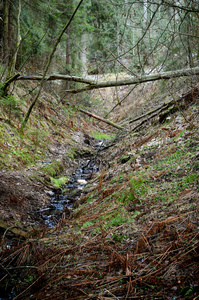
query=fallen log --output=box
[65,66,199,93]
[0,219,28,238]
[102,86,199,149]
[5,67,199,95]
[16,74,96,85]
[79,108,124,130]
[128,86,199,125]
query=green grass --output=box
[82,221,95,228]
[108,216,129,227]
[90,131,116,140]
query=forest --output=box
[0,0,199,299]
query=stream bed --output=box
[0,139,111,299]
[39,156,100,228]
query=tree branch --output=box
[161,0,199,13]
[79,108,124,130]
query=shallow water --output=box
[40,157,99,227]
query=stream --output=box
[38,136,113,228]
[39,156,100,228]
[0,139,110,299]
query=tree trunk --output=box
[0,1,3,57]
[65,66,199,93]
[80,33,88,76]
[21,0,85,131]
[2,0,15,66]
[79,108,124,130]
[65,25,71,92]
[5,66,199,96]
[3,0,21,96]
[2,0,10,65]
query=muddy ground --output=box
[0,169,51,228]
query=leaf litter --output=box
[0,87,199,299]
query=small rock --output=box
[46,190,54,196]
[77,179,87,185]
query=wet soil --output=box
[0,169,51,228]
[0,132,107,232]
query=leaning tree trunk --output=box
[21,0,85,131]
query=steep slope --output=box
[0,81,198,299]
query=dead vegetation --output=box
[0,80,199,299]
[0,208,198,299]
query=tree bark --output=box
[2,72,20,96]
[14,66,199,87]
[65,66,199,93]
[3,0,21,96]
[2,0,10,65]
[16,74,96,84]
[65,26,71,92]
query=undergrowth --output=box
[0,84,80,170]
[0,80,199,299]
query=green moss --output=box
[116,188,137,205]
[68,148,76,160]
[39,160,64,177]
[180,173,199,188]
[130,177,148,196]
[51,176,69,188]
[111,233,126,242]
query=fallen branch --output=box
[128,103,170,124]
[79,108,124,130]
[103,86,199,149]
[0,219,28,238]
[124,86,199,125]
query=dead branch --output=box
[125,86,199,125]
[79,108,124,130]
[0,219,28,238]
[6,67,199,96]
